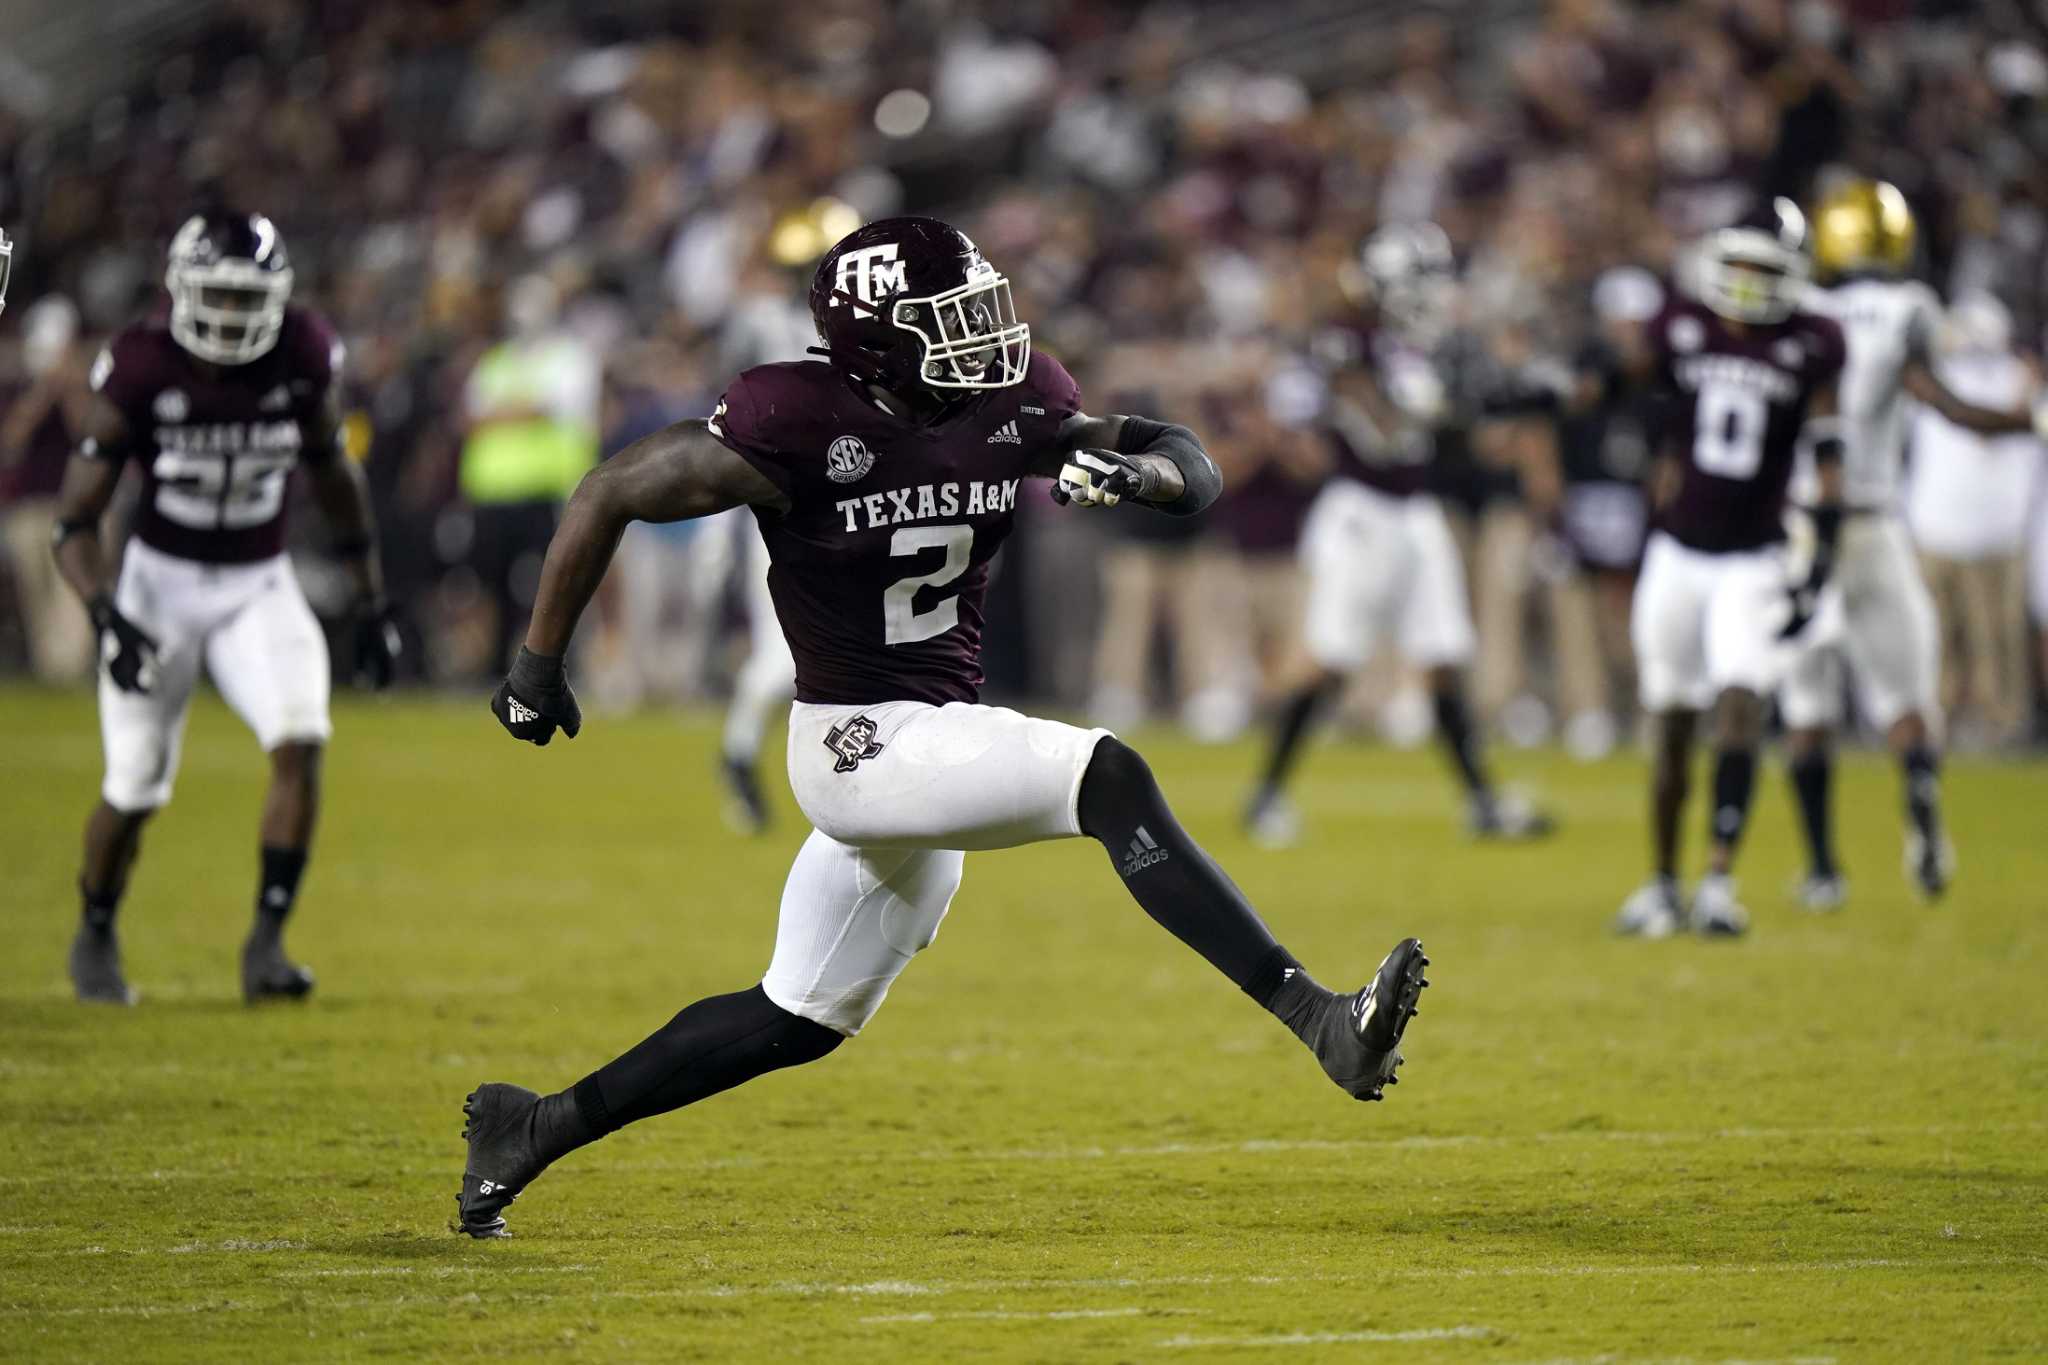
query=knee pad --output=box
[1077,736,1158,838]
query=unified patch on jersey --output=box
[825,434,875,484]
[825,715,886,773]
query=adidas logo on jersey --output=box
[1120,825,1169,876]
[258,384,293,412]
[986,420,1022,444]
[507,698,538,724]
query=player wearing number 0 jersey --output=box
[1617,198,1847,939]
[1778,180,2047,909]
[457,216,1432,1238]
[49,212,399,1006]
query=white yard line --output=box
[1160,1325,1498,1348]
[860,1306,1196,1324]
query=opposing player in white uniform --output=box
[455,218,1432,1237]
[50,213,399,1004]
[1244,223,1554,846]
[1616,200,1847,938]
[1780,180,2045,907]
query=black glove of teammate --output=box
[1778,506,1844,642]
[491,646,582,746]
[88,594,159,694]
[1778,582,1822,641]
[353,601,403,691]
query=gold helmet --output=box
[1812,179,1916,279]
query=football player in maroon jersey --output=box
[1245,222,1557,847]
[50,213,399,1004]
[457,217,1432,1237]
[1616,199,1848,938]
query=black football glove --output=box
[352,600,402,691]
[1778,582,1822,641]
[88,594,160,694]
[1051,449,1155,508]
[491,647,581,746]
[1778,505,1843,641]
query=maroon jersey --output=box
[1318,322,1436,499]
[1650,296,1844,553]
[711,351,1082,706]
[86,307,343,564]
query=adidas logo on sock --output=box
[987,420,1022,444]
[1120,825,1169,876]
[508,698,538,724]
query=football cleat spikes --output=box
[1312,937,1429,1103]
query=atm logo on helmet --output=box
[832,244,907,317]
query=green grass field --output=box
[1,683,2044,1362]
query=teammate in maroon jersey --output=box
[456,217,1432,1237]
[50,213,399,1003]
[1616,199,1848,937]
[1245,223,1555,847]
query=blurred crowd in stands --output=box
[3,0,2046,751]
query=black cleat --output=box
[241,934,315,1004]
[1905,831,1954,903]
[719,755,770,835]
[1312,937,1430,1101]
[458,1083,553,1239]
[70,923,137,1006]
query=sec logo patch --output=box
[826,434,875,484]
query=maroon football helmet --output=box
[808,216,1030,394]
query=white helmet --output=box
[165,212,295,364]
[1695,197,1810,325]
[1361,221,1456,343]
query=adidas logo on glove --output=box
[508,698,538,724]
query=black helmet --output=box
[166,212,294,364]
[808,216,1030,394]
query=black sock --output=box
[1431,688,1492,799]
[566,985,843,1143]
[1709,748,1758,857]
[1901,744,1942,847]
[1082,737,1332,1032]
[1257,677,1338,795]
[1789,750,1837,877]
[80,880,119,934]
[254,846,308,940]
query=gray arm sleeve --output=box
[1113,415,1222,517]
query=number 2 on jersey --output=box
[1692,381,1767,480]
[884,524,972,644]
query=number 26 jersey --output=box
[1649,296,1844,554]
[709,351,1082,707]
